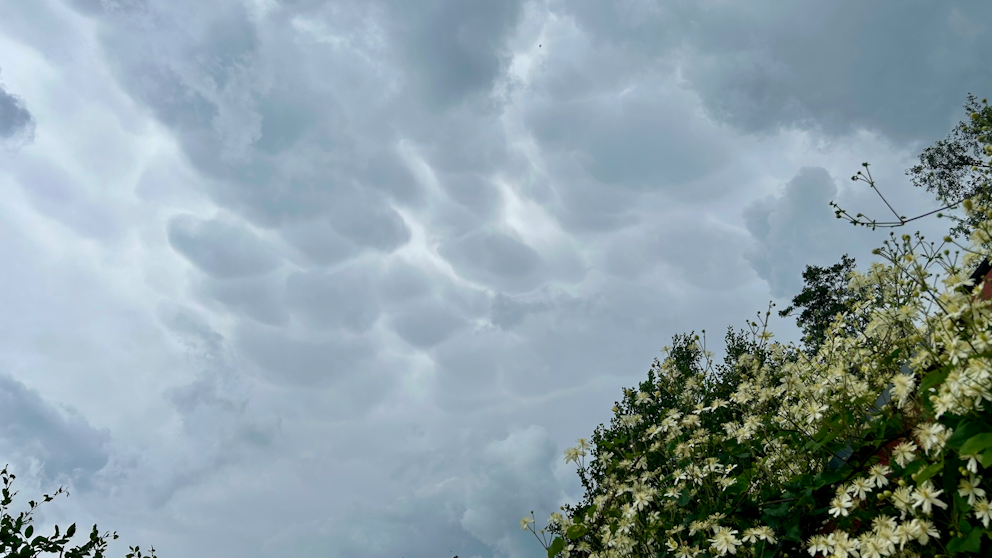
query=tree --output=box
[0,465,157,558]
[778,254,872,356]
[830,96,992,237]
[909,94,992,238]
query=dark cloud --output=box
[194,274,289,327]
[235,324,377,389]
[438,172,502,217]
[460,426,565,556]
[167,214,281,279]
[388,0,526,109]
[525,85,722,191]
[279,218,359,268]
[438,229,544,293]
[597,212,755,290]
[359,149,425,206]
[0,373,110,485]
[742,167,861,298]
[376,260,435,304]
[326,192,411,252]
[7,1,986,557]
[490,292,549,330]
[388,299,467,348]
[557,0,992,145]
[0,71,36,145]
[284,265,381,333]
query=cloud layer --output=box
[0,0,985,557]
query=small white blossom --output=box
[959,475,986,505]
[892,440,918,467]
[708,527,742,556]
[828,492,854,518]
[973,497,992,528]
[911,481,947,515]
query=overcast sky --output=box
[0,1,988,557]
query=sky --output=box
[0,1,989,557]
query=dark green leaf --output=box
[766,502,791,517]
[919,366,950,395]
[915,461,944,484]
[548,537,565,558]
[946,421,988,450]
[947,526,982,554]
[960,433,992,456]
[902,460,925,477]
[25,525,32,538]
[565,525,588,540]
[982,451,992,468]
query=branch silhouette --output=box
[830,162,975,230]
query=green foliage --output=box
[909,94,992,238]
[778,254,871,355]
[528,218,992,556]
[523,93,992,557]
[0,466,157,558]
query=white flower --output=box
[758,527,776,543]
[959,475,986,505]
[829,492,854,518]
[826,530,859,558]
[891,486,914,518]
[520,516,534,530]
[868,464,891,487]
[913,423,948,455]
[912,481,948,515]
[895,521,917,549]
[849,477,873,499]
[890,373,915,408]
[564,447,581,464]
[857,533,886,558]
[912,518,940,545]
[892,440,918,467]
[805,401,827,424]
[745,526,776,543]
[631,485,653,511]
[708,527,742,556]
[806,535,830,556]
[973,497,992,528]
[962,453,981,474]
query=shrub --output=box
[525,204,992,557]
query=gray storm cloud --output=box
[0,0,984,556]
[0,373,110,486]
[167,214,281,279]
[559,0,992,145]
[743,167,865,298]
[0,69,35,146]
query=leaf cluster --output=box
[908,94,992,238]
[0,466,156,558]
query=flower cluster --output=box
[524,204,992,557]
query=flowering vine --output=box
[524,200,992,557]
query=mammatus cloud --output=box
[0,69,35,147]
[167,214,281,279]
[0,0,983,556]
